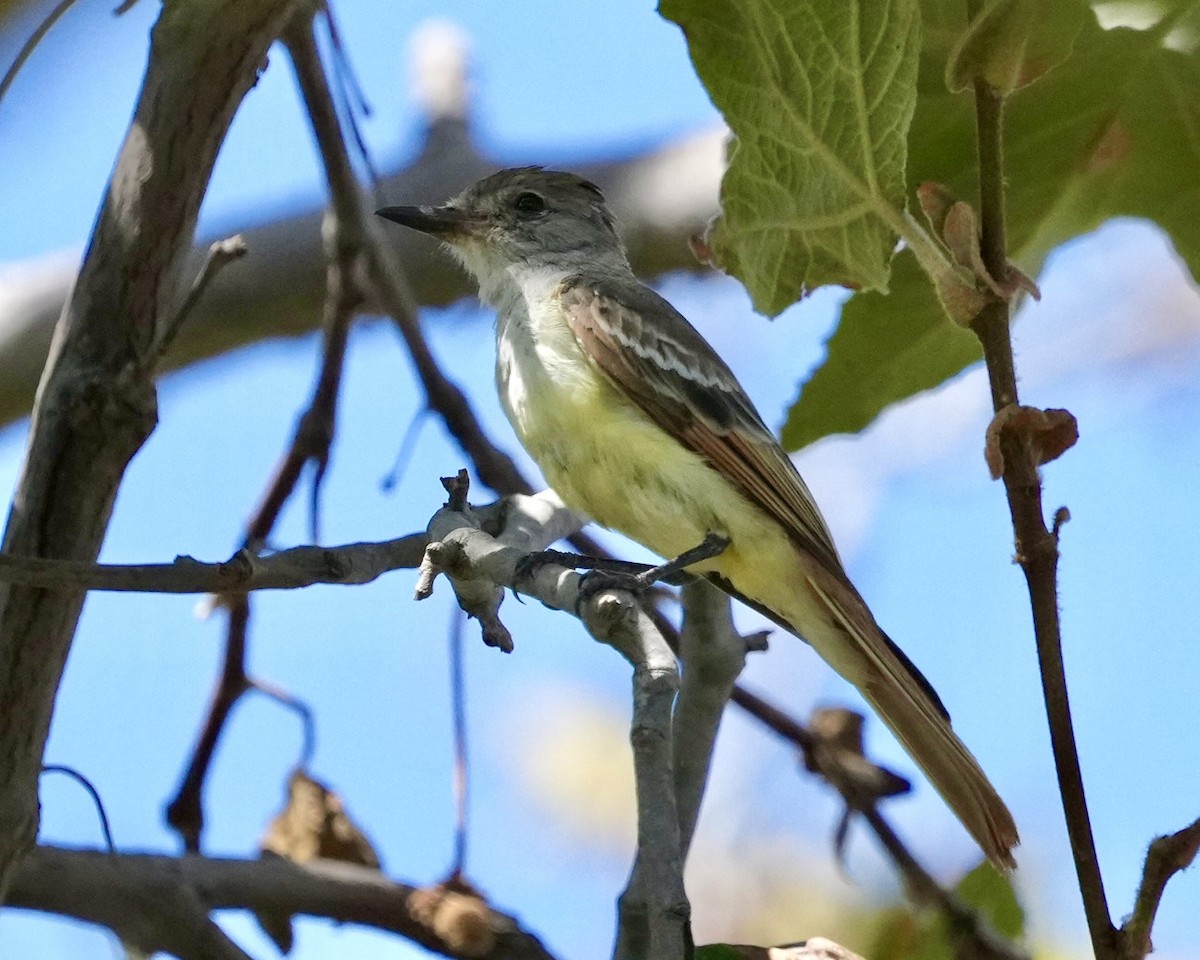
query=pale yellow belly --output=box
[500,341,819,638]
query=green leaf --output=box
[660,0,921,315]
[782,250,981,449]
[695,946,745,960]
[955,862,1025,939]
[786,10,1200,447]
[913,13,1200,279]
[1104,39,1200,276]
[947,0,1086,94]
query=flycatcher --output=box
[377,167,1018,869]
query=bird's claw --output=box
[573,568,652,614]
[514,548,582,584]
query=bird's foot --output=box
[574,568,647,607]
[573,532,732,611]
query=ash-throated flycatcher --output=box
[377,167,1018,868]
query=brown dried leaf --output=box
[260,768,382,867]
[917,183,1040,320]
[985,406,1079,479]
[408,877,500,958]
[254,769,382,953]
[804,707,911,802]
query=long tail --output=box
[709,564,1020,870]
[803,570,1019,870]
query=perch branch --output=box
[419,475,687,958]
[672,580,748,855]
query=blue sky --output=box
[2,2,1199,959]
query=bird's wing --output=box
[557,274,845,579]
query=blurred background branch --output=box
[0,12,725,428]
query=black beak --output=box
[375,204,479,238]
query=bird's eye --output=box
[513,192,546,216]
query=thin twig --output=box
[148,235,248,366]
[285,19,368,542]
[318,2,381,195]
[859,804,1025,960]
[166,597,252,852]
[249,678,318,770]
[963,9,1113,953]
[381,407,433,491]
[0,534,428,593]
[1117,817,1200,960]
[40,765,117,853]
[0,0,82,108]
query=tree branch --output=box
[672,579,749,855]
[0,534,429,593]
[964,32,1113,959]
[8,844,558,960]
[0,0,305,903]
[726,684,1026,960]
[0,32,724,430]
[1117,817,1200,960]
[419,474,687,958]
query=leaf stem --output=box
[968,73,1115,960]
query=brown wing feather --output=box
[558,275,845,579]
[557,276,1018,867]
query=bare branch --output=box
[723,684,1026,960]
[0,33,724,430]
[418,478,688,957]
[1118,817,1200,960]
[673,580,748,854]
[9,845,559,960]
[165,6,384,855]
[0,534,428,593]
[166,597,252,852]
[0,0,82,107]
[961,2,1110,953]
[148,235,248,366]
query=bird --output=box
[376,166,1019,869]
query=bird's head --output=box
[376,166,626,280]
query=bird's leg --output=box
[574,533,731,610]
[633,532,730,589]
[515,549,655,582]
